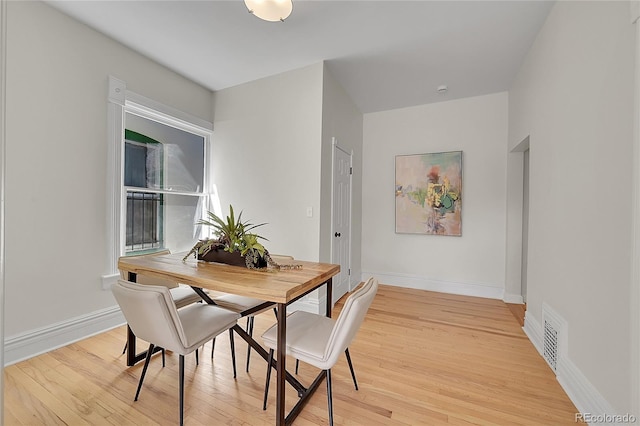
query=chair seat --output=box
[177,303,240,354]
[170,284,204,309]
[262,310,335,366]
[213,293,274,316]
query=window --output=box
[104,76,213,287]
[123,112,208,256]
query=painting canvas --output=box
[395,151,463,236]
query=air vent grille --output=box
[543,319,558,371]
[541,303,566,374]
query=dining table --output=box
[117,251,340,426]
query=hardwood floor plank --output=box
[4,285,579,425]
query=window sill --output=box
[101,273,120,291]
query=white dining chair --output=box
[120,250,205,356]
[112,279,240,426]
[261,277,378,425]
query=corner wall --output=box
[320,64,363,284]
[509,0,635,414]
[4,0,213,363]
[362,92,508,299]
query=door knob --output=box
[334,232,341,237]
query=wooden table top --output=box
[117,252,340,304]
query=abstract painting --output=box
[395,151,463,236]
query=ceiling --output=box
[47,0,554,114]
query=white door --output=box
[331,141,352,305]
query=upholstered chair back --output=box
[113,279,187,353]
[322,277,378,369]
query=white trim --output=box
[4,306,125,366]
[557,357,616,419]
[288,292,326,316]
[503,293,524,304]
[505,135,531,305]
[108,75,125,105]
[523,310,543,354]
[126,90,212,132]
[631,16,640,419]
[123,186,205,198]
[105,75,213,284]
[349,148,355,291]
[361,270,504,300]
[8,289,323,367]
[523,310,617,422]
[106,77,125,280]
[101,273,120,291]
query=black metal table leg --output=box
[326,277,333,318]
[284,277,334,426]
[276,302,287,426]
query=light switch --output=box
[306,207,313,217]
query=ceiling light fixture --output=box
[244,0,293,22]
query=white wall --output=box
[4,1,213,360]
[320,64,363,282]
[211,63,324,262]
[509,0,635,415]
[362,93,508,299]
[211,63,364,313]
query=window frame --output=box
[103,76,213,289]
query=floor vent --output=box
[542,303,566,374]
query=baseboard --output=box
[557,357,617,420]
[360,270,504,300]
[503,293,524,304]
[4,284,329,366]
[288,290,326,315]
[4,306,125,366]
[524,311,617,422]
[523,310,543,354]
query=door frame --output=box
[1,0,7,416]
[330,137,353,301]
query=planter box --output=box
[198,248,267,268]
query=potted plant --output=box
[183,205,269,268]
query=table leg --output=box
[283,278,334,425]
[325,277,333,318]
[126,325,136,366]
[276,302,287,426]
[126,272,137,366]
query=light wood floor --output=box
[507,303,526,327]
[4,285,579,425]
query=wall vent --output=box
[542,303,567,374]
[543,319,559,371]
